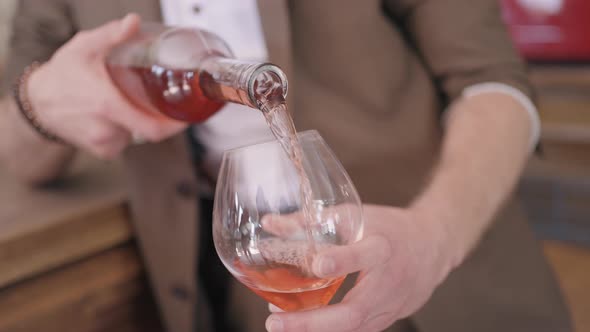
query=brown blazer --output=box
[1,0,572,331]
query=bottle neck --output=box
[199,56,288,109]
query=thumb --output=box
[75,13,141,53]
[312,235,392,278]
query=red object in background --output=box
[501,0,590,61]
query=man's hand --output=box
[27,13,187,159]
[263,89,535,332]
[265,204,453,332]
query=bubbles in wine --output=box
[258,238,334,272]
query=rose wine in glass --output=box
[213,131,364,311]
[234,258,346,312]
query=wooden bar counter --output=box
[0,159,162,331]
[521,65,590,246]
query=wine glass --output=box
[213,130,364,312]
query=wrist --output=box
[26,63,46,114]
[15,62,66,144]
[410,193,466,273]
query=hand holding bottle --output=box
[27,14,187,159]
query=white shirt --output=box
[160,0,275,177]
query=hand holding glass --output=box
[213,131,364,311]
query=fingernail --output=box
[266,317,283,332]
[121,13,138,29]
[121,13,133,24]
[318,256,335,276]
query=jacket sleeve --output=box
[0,0,75,97]
[383,0,534,103]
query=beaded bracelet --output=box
[13,62,66,144]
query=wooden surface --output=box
[529,65,590,89]
[0,158,129,289]
[0,157,162,332]
[527,64,590,332]
[521,64,590,246]
[530,65,590,144]
[0,245,163,332]
[544,241,590,332]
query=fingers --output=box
[312,235,391,278]
[101,101,187,142]
[31,13,187,151]
[98,129,132,159]
[266,303,366,332]
[261,213,305,238]
[74,13,141,53]
[67,13,181,142]
[83,121,131,159]
[261,203,360,240]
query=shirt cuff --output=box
[461,82,541,152]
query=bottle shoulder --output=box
[107,23,233,68]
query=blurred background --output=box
[0,0,589,331]
[502,1,590,331]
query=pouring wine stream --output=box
[253,71,319,274]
